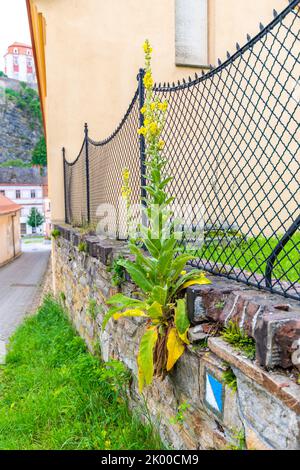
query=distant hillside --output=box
[0,77,43,165]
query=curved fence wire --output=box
[64,0,300,300]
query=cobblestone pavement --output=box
[0,242,51,348]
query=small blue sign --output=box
[204,369,224,416]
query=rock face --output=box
[0,78,42,164]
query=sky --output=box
[0,0,31,71]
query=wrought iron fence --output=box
[63,0,300,300]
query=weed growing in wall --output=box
[102,40,210,392]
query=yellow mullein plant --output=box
[103,40,210,392]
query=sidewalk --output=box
[0,241,51,362]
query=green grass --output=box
[184,232,300,283]
[0,296,162,450]
[23,238,45,244]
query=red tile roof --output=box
[0,194,22,215]
[9,42,32,48]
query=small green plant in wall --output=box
[227,429,246,451]
[59,291,66,304]
[110,255,126,287]
[221,321,256,360]
[78,241,88,253]
[170,401,191,425]
[51,228,61,239]
[102,40,211,392]
[87,299,102,321]
[222,364,237,392]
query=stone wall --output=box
[52,224,300,450]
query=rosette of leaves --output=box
[103,40,210,392]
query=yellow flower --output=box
[181,270,187,275]
[122,168,130,180]
[149,122,159,136]
[158,140,165,150]
[150,102,156,111]
[144,118,150,127]
[137,127,146,136]
[158,101,168,111]
[140,106,146,114]
[143,40,153,54]
[143,72,153,90]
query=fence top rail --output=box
[63,137,86,167]
[87,87,139,147]
[153,0,300,92]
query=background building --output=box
[4,42,36,84]
[0,167,50,236]
[0,194,21,266]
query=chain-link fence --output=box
[64,0,300,300]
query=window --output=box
[13,55,19,73]
[27,57,33,74]
[175,0,208,67]
[32,226,37,234]
[26,49,31,55]
[13,48,18,54]
[0,190,5,196]
[16,190,21,199]
[21,223,27,235]
[31,190,36,199]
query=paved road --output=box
[0,242,51,348]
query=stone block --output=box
[199,351,243,435]
[255,310,300,369]
[188,325,209,343]
[186,278,241,324]
[234,369,300,450]
[208,337,300,415]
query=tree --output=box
[27,208,44,230]
[32,136,47,167]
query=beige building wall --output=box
[0,212,21,267]
[30,0,287,221]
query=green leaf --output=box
[171,254,196,281]
[144,238,160,259]
[170,269,208,298]
[106,293,147,309]
[161,236,177,252]
[174,299,189,335]
[129,243,156,271]
[113,309,148,320]
[170,269,199,297]
[117,259,154,293]
[150,286,168,306]
[157,248,174,279]
[102,306,121,331]
[147,302,163,320]
[137,327,158,392]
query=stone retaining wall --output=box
[52,224,300,450]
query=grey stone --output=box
[234,368,300,450]
[188,325,208,343]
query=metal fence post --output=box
[137,68,147,204]
[84,123,91,224]
[62,147,68,223]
